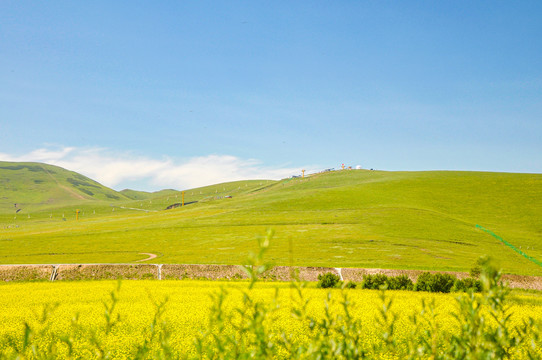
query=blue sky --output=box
[1,1,541,191]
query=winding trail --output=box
[39,164,86,200]
[136,253,159,262]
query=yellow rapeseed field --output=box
[1,280,541,359]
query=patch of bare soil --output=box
[341,268,542,290]
[501,274,542,291]
[0,265,52,282]
[260,266,338,282]
[55,264,157,280]
[162,264,248,280]
[160,265,338,281]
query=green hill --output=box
[119,189,180,201]
[0,161,128,214]
[0,165,541,276]
[119,189,154,200]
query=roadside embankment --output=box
[1,264,541,290]
[55,264,158,280]
[342,268,542,291]
[0,265,52,282]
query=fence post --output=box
[50,265,58,281]
[157,264,163,280]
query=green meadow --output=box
[1,162,541,276]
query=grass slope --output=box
[1,167,541,275]
[0,161,130,214]
[119,189,180,201]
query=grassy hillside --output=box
[0,161,129,214]
[119,189,179,201]
[1,167,541,275]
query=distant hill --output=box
[0,161,129,214]
[120,189,179,201]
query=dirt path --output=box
[39,164,86,200]
[136,253,159,262]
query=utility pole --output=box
[302,169,305,178]
[182,191,185,206]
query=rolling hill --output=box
[0,162,541,275]
[119,189,180,201]
[0,161,129,214]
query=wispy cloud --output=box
[0,146,310,191]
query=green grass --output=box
[1,166,541,276]
[119,188,180,200]
[0,161,129,214]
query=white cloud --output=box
[0,146,311,191]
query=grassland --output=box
[0,161,129,214]
[1,164,541,276]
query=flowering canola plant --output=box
[0,277,541,359]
